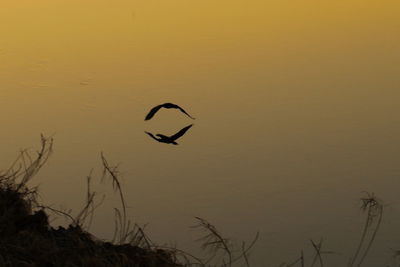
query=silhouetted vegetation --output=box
[0,136,180,266]
[0,136,396,266]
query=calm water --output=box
[1,1,400,265]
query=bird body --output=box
[145,124,193,145]
[144,103,195,120]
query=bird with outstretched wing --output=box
[144,103,195,120]
[145,124,193,145]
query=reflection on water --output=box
[145,124,194,145]
[1,0,400,265]
[144,102,195,145]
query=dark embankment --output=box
[0,136,181,267]
[0,185,180,267]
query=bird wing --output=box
[144,104,163,120]
[145,131,160,142]
[176,105,195,119]
[145,103,195,120]
[170,124,193,141]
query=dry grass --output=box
[0,136,395,267]
[279,192,384,267]
[0,136,180,267]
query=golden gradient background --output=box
[1,0,400,265]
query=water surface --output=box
[1,1,400,265]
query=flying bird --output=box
[145,124,193,145]
[144,103,195,120]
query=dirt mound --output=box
[0,187,180,267]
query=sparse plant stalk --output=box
[349,192,383,267]
[100,152,128,243]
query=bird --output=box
[145,124,193,145]
[144,103,195,121]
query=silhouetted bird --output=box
[145,124,193,145]
[144,103,195,120]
